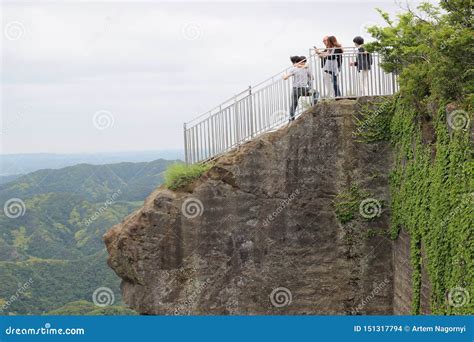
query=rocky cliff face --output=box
[104,98,395,315]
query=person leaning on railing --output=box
[315,36,343,98]
[283,56,319,122]
[316,36,330,97]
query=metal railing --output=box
[184,48,398,164]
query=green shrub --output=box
[353,96,397,143]
[45,300,138,315]
[164,163,211,190]
[368,1,473,314]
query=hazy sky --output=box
[1,0,436,154]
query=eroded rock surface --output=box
[104,98,394,314]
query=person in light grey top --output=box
[283,56,319,121]
[287,60,313,87]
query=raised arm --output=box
[283,68,295,81]
[315,48,330,58]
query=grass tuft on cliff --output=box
[164,163,211,190]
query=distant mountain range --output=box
[0,175,20,185]
[0,158,177,315]
[0,150,183,176]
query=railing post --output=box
[308,48,316,105]
[234,96,240,145]
[182,50,398,164]
[219,105,223,153]
[183,123,189,165]
[248,86,254,138]
[392,73,397,93]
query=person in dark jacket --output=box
[350,36,372,96]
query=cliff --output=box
[104,98,396,315]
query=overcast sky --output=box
[1,0,435,154]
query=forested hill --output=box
[0,159,175,203]
[0,158,177,315]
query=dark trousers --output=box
[332,74,342,97]
[289,87,319,120]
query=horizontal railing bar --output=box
[186,47,359,125]
[185,88,251,125]
[184,47,398,164]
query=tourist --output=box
[316,36,332,97]
[350,36,372,96]
[315,36,343,97]
[283,56,319,121]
